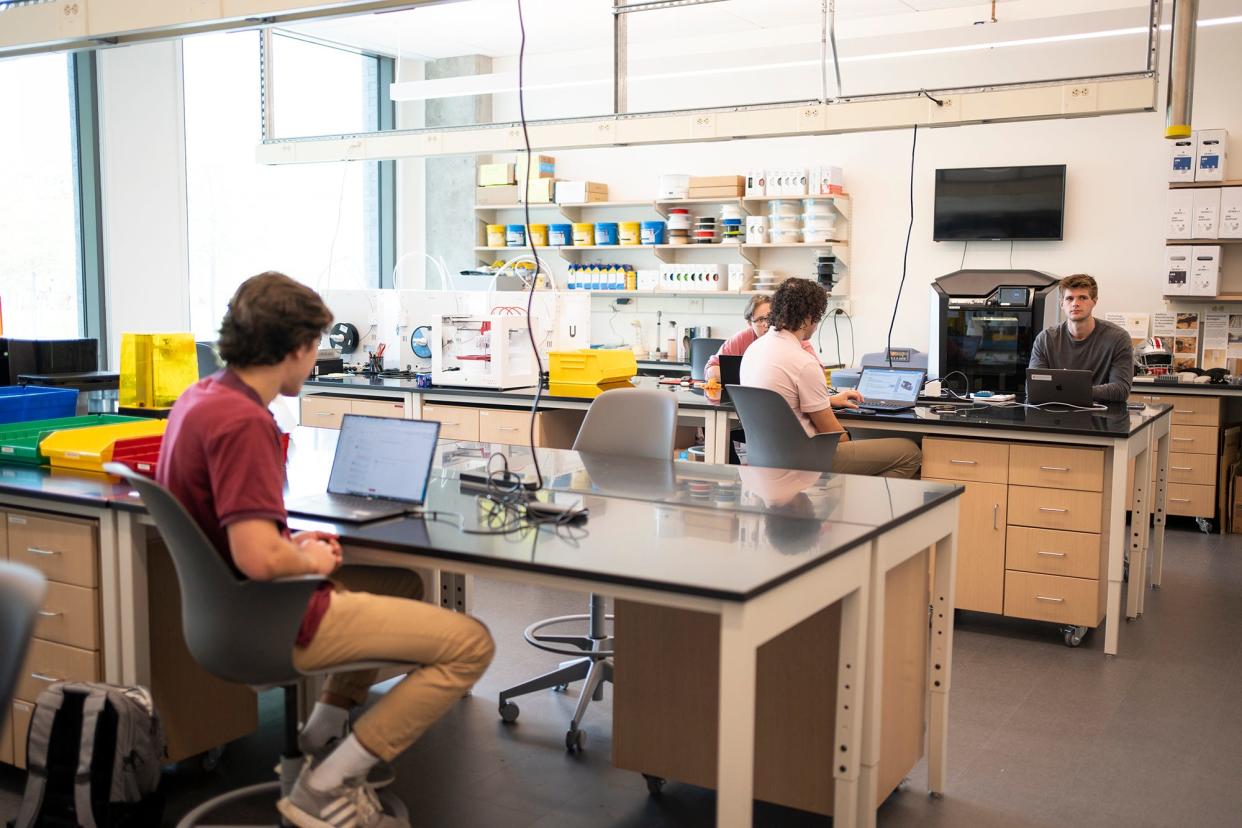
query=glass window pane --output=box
[270,32,378,139]
[183,31,380,341]
[0,54,81,339]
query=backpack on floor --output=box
[10,682,166,828]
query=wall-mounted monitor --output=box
[933,165,1066,241]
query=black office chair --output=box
[195,342,224,380]
[497,389,678,752]
[726,385,842,473]
[689,337,725,381]
[103,463,408,827]
[0,563,47,718]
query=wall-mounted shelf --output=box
[1163,294,1242,303]
[1165,238,1242,245]
[588,290,772,298]
[1169,179,1242,189]
[474,240,849,268]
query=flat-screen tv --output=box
[933,165,1066,241]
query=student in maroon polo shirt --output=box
[159,272,494,828]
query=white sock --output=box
[307,734,378,792]
[300,702,349,753]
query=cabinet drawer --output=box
[1,701,12,765]
[1147,395,1221,427]
[1007,486,1102,533]
[1005,527,1101,580]
[922,438,1009,484]
[479,409,534,445]
[34,581,100,651]
[11,701,33,769]
[1169,425,1218,456]
[16,639,100,704]
[1004,571,1101,628]
[350,398,406,419]
[420,405,480,442]
[1165,482,1215,517]
[923,479,1006,615]
[1008,445,1103,492]
[1166,452,1215,486]
[7,512,98,588]
[300,396,352,429]
[0,508,7,559]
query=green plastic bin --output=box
[0,415,145,465]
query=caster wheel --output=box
[499,701,520,723]
[201,746,224,772]
[1062,625,1086,647]
[554,683,568,693]
[643,774,666,796]
[565,728,586,752]
[1196,517,1213,534]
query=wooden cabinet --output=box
[923,479,1006,614]
[0,702,12,766]
[1006,527,1101,580]
[1003,570,1103,629]
[16,638,101,703]
[34,581,101,650]
[350,398,406,419]
[1008,445,1103,491]
[10,700,33,769]
[301,395,405,430]
[7,512,98,588]
[1145,394,1221,427]
[922,438,1009,484]
[1129,392,1228,519]
[478,409,530,444]
[1170,424,1218,455]
[1008,486,1102,534]
[420,404,481,441]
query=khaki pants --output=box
[833,437,922,479]
[292,565,495,761]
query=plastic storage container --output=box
[486,224,506,246]
[0,414,144,464]
[549,224,573,246]
[594,222,619,245]
[619,222,641,246]
[768,228,803,244]
[572,223,595,246]
[505,224,526,247]
[112,434,164,477]
[528,224,549,246]
[640,221,667,245]
[119,333,197,411]
[0,386,79,425]
[41,419,168,473]
[548,349,638,387]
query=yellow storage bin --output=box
[549,349,638,387]
[120,333,198,410]
[41,419,168,473]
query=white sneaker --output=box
[277,765,407,828]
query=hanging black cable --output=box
[516,0,544,490]
[887,124,918,367]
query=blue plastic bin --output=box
[0,386,80,424]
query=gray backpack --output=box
[12,682,165,828]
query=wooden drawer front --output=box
[1148,395,1221,427]
[11,701,33,769]
[1008,444,1103,492]
[34,581,100,651]
[16,639,100,704]
[922,438,1009,484]
[479,409,534,445]
[7,513,98,588]
[300,396,352,429]
[1006,527,1100,580]
[350,399,406,419]
[420,405,480,442]
[1170,425,1218,456]
[1166,452,1216,486]
[1,701,12,765]
[1004,571,1101,628]
[1008,486,1102,533]
[1165,483,1215,517]
[0,509,7,559]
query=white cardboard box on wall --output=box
[1219,188,1242,239]
[1167,189,1194,239]
[1170,136,1196,183]
[1195,129,1228,182]
[1189,246,1222,296]
[1192,188,1221,239]
[1164,245,1192,296]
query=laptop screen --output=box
[857,368,924,403]
[327,415,440,504]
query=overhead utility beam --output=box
[0,0,441,58]
[1164,0,1199,138]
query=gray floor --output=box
[2,519,1240,827]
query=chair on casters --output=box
[0,562,47,715]
[726,385,842,473]
[689,337,725,382]
[104,463,409,828]
[497,388,678,751]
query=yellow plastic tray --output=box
[548,349,637,387]
[41,419,168,473]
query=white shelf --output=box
[474,200,651,211]
[587,290,771,298]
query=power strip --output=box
[970,392,1016,403]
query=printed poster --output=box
[1228,315,1242,375]
[1103,312,1150,349]
[1154,312,1200,370]
[1202,313,1229,370]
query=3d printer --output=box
[431,314,540,389]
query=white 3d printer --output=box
[431,314,539,389]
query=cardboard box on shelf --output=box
[520,178,557,203]
[514,154,556,179]
[476,185,520,205]
[1169,136,1196,183]
[1188,245,1222,297]
[1164,245,1192,296]
[1192,187,1221,239]
[688,184,745,198]
[689,175,745,189]
[1167,189,1194,239]
[479,162,516,187]
[1195,129,1228,182]
[811,165,845,195]
[556,181,609,203]
[745,170,766,198]
[1220,187,1242,239]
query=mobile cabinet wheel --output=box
[566,728,586,752]
[643,774,666,796]
[1063,625,1087,647]
[499,701,520,723]
[1196,517,1213,534]
[201,746,224,771]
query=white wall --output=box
[98,41,191,367]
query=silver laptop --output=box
[1026,368,1093,407]
[286,415,440,523]
[856,367,925,412]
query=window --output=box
[183,31,382,341]
[0,54,81,339]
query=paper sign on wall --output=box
[1104,313,1150,349]
[1202,313,1229,370]
[1228,315,1242,376]
[1153,312,1200,370]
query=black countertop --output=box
[835,401,1171,438]
[1129,381,1242,397]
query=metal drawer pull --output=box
[1171,466,1192,471]
[441,422,459,427]
[1170,497,1191,503]
[949,459,977,465]
[1038,507,1068,513]
[37,610,64,618]
[31,672,62,683]
[1036,551,1067,558]
[1039,466,1070,472]
[992,503,999,530]
[1172,437,1192,442]
[1035,595,1065,603]
[312,412,335,417]
[27,547,61,556]
[496,426,520,431]
[1174,408,1196,414]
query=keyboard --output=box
[858,401,915,411]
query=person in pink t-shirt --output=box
[703,295,816,383]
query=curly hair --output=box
[217,272,333,367]
[767,278,827,332]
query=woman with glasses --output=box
[703,295,816,384]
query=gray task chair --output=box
[103,463,408,827]
[1,563,47,718]
[726,385,842,473]
[689,337,726,381]
[498,388,677,752]
[195,342,224,380]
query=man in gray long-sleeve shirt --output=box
[1029,274,1134,402]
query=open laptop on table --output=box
[855,367,926,412]
[286,414,440,523]
[1026,368,1093,407]
[717,354,742,400]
